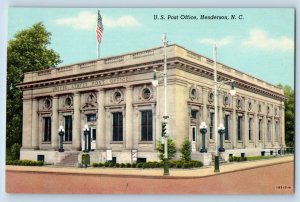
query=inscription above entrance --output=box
[53,77,128,92]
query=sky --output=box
[8,8,295,87]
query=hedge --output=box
[229,155,274,162]
[6,160,44,166]
[92,160,203,169]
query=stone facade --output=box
[18,44,286,164]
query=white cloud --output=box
[54,11,141,30]
[242,28,294,52]
[104,16,141,28]
[198,36,232,47]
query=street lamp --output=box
[58,126,65,152]
[152,33,169,176]
[199,122,207,153]
[213,44,236,172]
[218,123,225,152]
[83,124,90,153]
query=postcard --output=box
[6,8,295,194]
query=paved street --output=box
[6,156,294,194]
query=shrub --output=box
[81,154,90,167]
[142,163,149,169]
[126,163,131,168]
[176,162,183,168]
[120,163,126,168]
[6,160,44,166]
[10,143,21,160]
[108,162,115,167]
[137,163,143,168]
[115,163,120,168]
[156,138,177,161]
[92,163,98,167]
[180,139,191,162]
[131,163,137,168]
[104,162,109,167]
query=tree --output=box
[278,84,294,147]
[156,138,177,161]
[180,138,191,161]
[6,22,61,157]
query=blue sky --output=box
[8,8,295,87]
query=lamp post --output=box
[83,124,90,153]
[213,44,236,172]
[152,33,169,176]
[58,126,65,152]
[218,123,225,152]
[199,122,207,153]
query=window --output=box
[112,112,123,141]
[64,115,72,141]
[249,118,252,140]
[142,88,151,100]
[267,120,271,142]
[43,117,51,142]
[237,116,242,141]
[114,91,122,102]
[91,128,97,141]
[192,127,196,141]
[209,112,214,139]
[141,110,153,141]
[87,114,96,122]
[191,110,197,119]
[258,119,262,141]
[224,114,230,140]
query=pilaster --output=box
[31,98,39,149]
[51,95,59,150]
[96,89,106,150]
[72,92,81,150]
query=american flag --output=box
[96,10,104,44]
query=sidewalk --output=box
[6,155,294,178]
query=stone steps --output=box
[56,153,79,167]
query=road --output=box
[6,161,293,194]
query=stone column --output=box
[232,96,237,149]
[271,117,275,146]
[264,115,268,147]
[72,92,81,150]
[125,86,133,149]
[51,95,59,150]
[281,104,286,147]
[244,112,248,148]
[254,113,258,147]
[155,85,161,144]
[96,89,106,150]
[202,87,209,148]
[244,99,248,148]
[31,98,39,149]
[22,98,32,149]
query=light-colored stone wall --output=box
[19,44,286,164]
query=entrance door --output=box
[90,127,96,151]
[191,126,197,152]
[81,127,96,152]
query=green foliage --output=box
[156,138,177,161]
[6,22,61,154]
[9,143,21,160]
[81,154,90,166]
[90,160,203,169]
[229,156,247,162]
[277,84,294,147]
[6,160,44,166]
[180,138,191,162]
